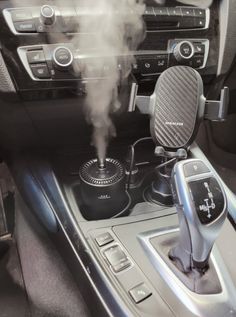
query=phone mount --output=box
[136,67,229,156]
[137,66,229,205]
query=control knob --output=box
[173,41,194,63]
[40,5,56,25]
[52,46,74,70]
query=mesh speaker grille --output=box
[79,158,124,186]
[151,66,203,149]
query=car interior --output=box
[0,0,236,316]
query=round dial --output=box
[174,41,194,63]
[52,47,74,70]
[40,5,55,25]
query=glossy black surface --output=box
[189,177,225,224]
[0,0,219,95]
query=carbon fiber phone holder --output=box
[136,65,229,155]
[140,66,229,205]
[150,66,205,151]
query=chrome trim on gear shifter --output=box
[139,227,236,317]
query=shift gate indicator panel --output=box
[189,177,225,224]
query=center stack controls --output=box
[3,5,209,35]
[18,38,209,81]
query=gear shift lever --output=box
[169,159,227,272]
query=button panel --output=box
[4,6,209,35]
[137,54,168,75]
[18,38,209,81]
[169,39,209,70]
[91,230,158,313]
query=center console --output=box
[1,1,236,317]
[9,64,236,317]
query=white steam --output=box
[73,0,145,162]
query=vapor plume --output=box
[74,0,145,162]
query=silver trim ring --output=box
[41,5,55,19]
[53,46,74,68]
[176,41,195,60]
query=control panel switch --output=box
[40,5,56,25]
[168,8,182,16]
[27,51,45,64]
[194,43,205,55]
[181,8,194,17]
[192,55,204,68]
[194,18,206,28]
[14,20,36,33]
[194,8,206,18]
[11,10,32,22]
[173,41,194,63]
[95,232,114,247]
[30,63,50,79]
[53,47,73,70]
[129,283,152,304]
[104,245,131,273]
[183,161,210,177]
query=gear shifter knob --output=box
[170,159,227,272]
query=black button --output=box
[181,8,194,17]
[156,55,168,72]
[14,20,36,32]
[192,55,204,68]
[154,7,168,16]
[30,64,50,79]
[95,232,114,247]
[179,42,193,58]
[194,8,206,18]
[168,7,182,16]
[104,245,131,272]
[194,18,206,28]
[129,283,152,304]
[179,17,195,29]
[184,161,210,177]
[139,59,157,75]
[27,51,45,64]
[54,48,72,66]
[11,10,32,22]
[194,43,205,55]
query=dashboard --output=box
[0,0,218,93]
[0,0,235,150]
